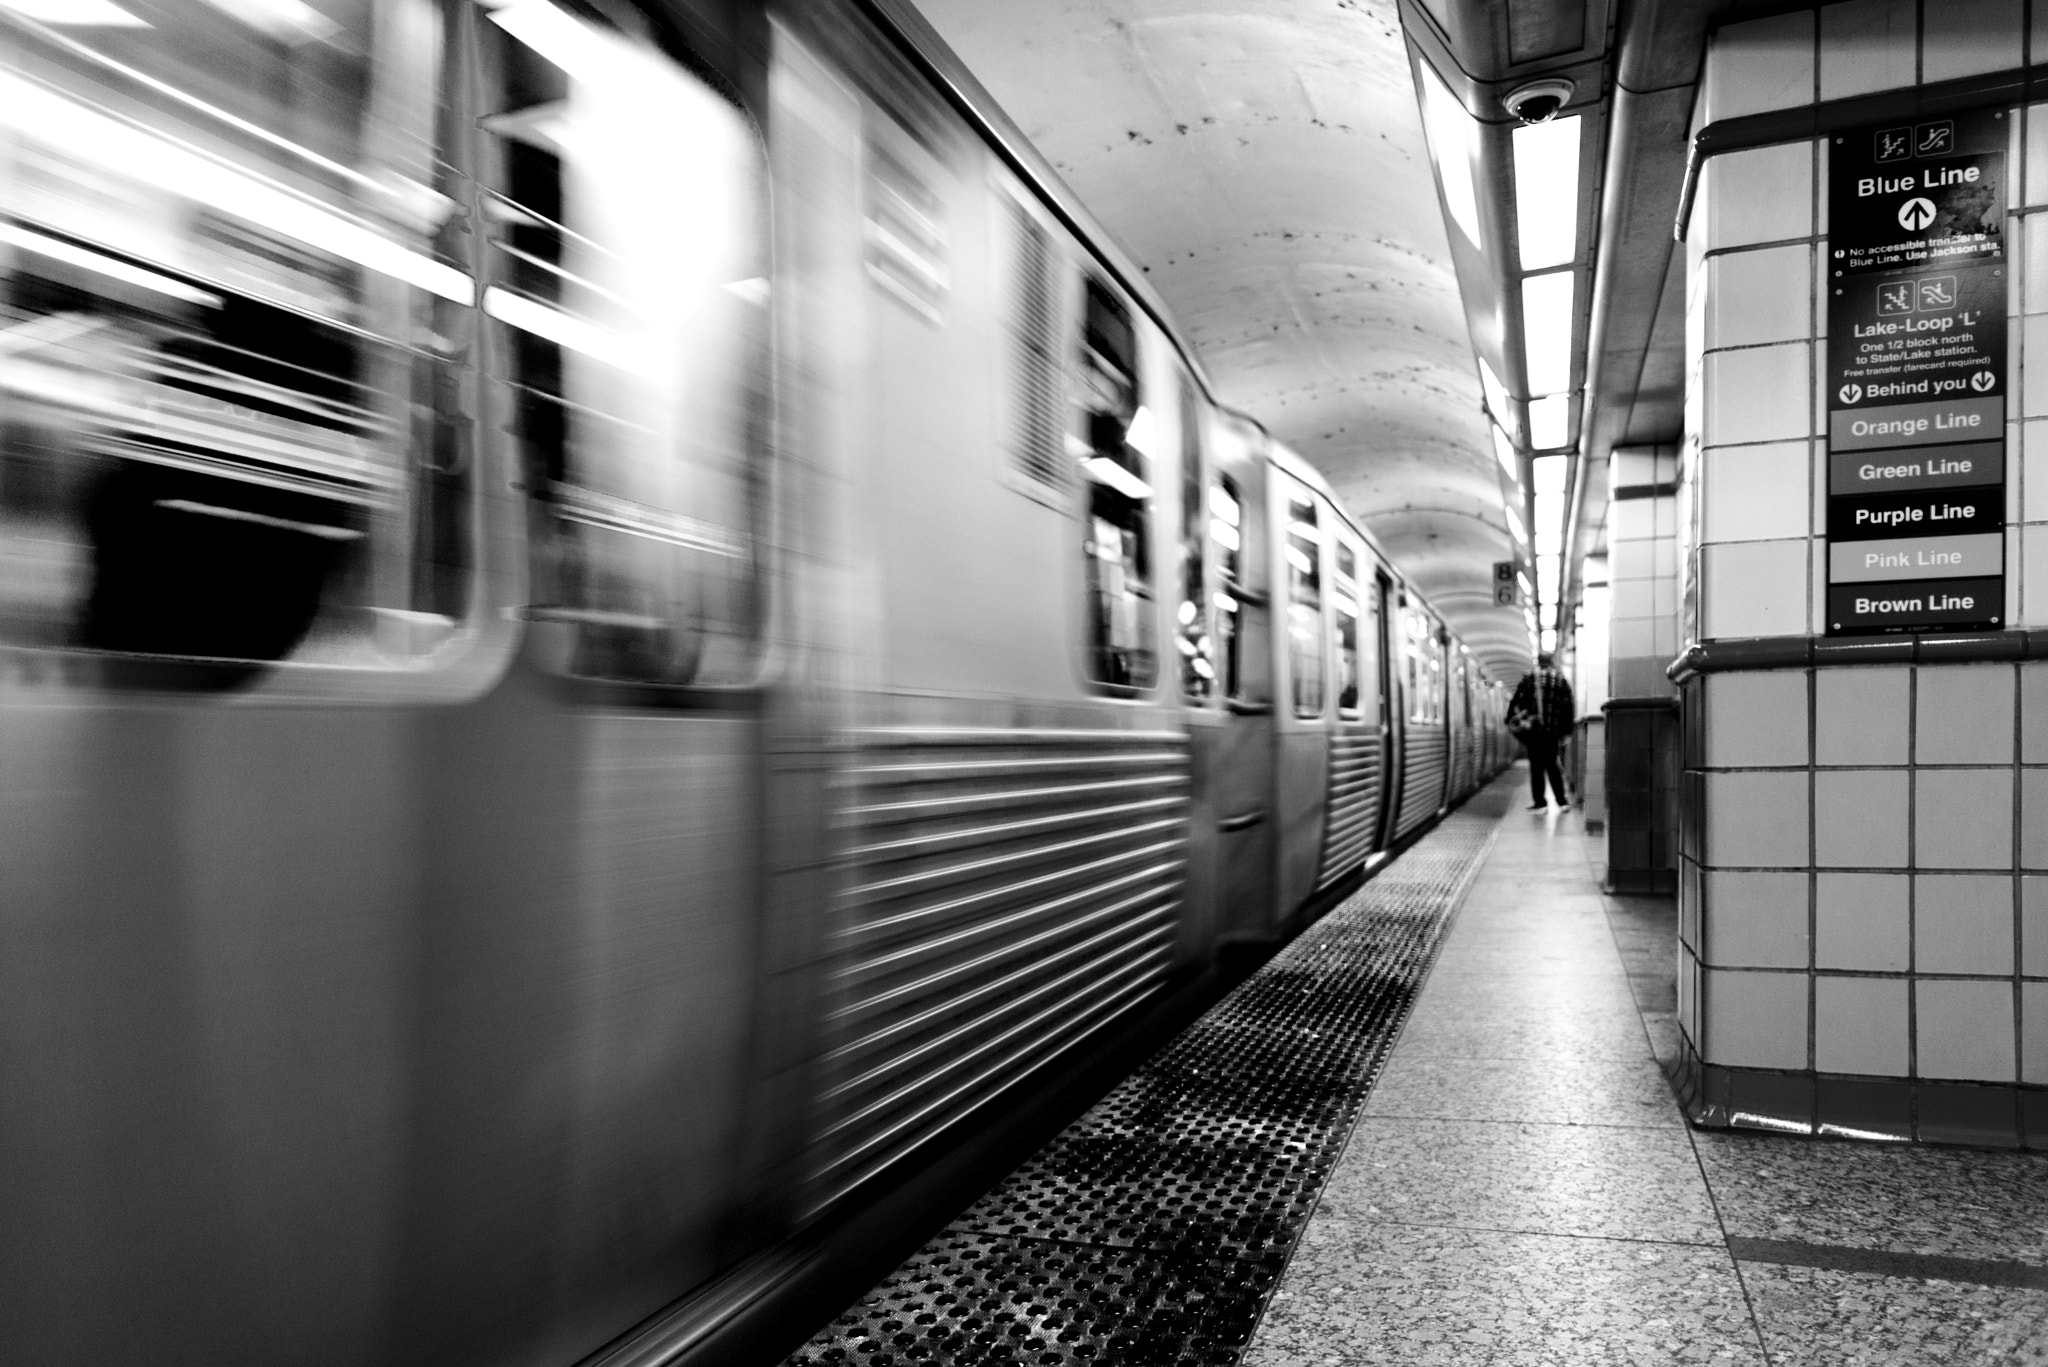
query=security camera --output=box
[1503,79,1574,125]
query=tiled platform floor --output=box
[1245,799,2048,1366]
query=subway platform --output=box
[790,768,2048,1366]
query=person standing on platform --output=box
[1507,652,1574,810]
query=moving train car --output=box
[0,0,1509,1363]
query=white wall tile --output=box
[1704,343,1811,446]
[1816,666,1911,764]
[2017,668,2048,762]
[2026,218,2048,316]
[1706,770,1811,867]
[1702,442,1810,544]
[1916,665,2017,765]
[2020,768,2048,868]
[1818,0,1917,102]
[1816,870,1910,969]
[2021,421,2048,523]
[1815,767,1908,866]
[2028,104,2048,207]
[2025,875,2048,975]
[1916,768,2016,870]
[2024,525,2048,625]
[1611,618,1657,657]
[2026,317,2048,417]
[2024,982,2048,1084]
[1704,12,1815,123]
[1703,142,1814,249]
[1679,942,1700,1046]
[1705,870,1809,967]
[1815,976,1909,1076]
[1701,539,1809,639]
[1922,0,2024,83]
[1916,979,2017,1081]
[1703,968,1809,1069]
[1915,873,2016,974]
[1611,578,1656,619]
[1705,669,1809,767]
[1707,245,1812,350]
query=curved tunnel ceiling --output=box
[915,0,1533,679]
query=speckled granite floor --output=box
[1243,800,2048,1367]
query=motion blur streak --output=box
[0,2,1511,1366]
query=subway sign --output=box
[1824,110,2006,635]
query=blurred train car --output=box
[0,0,1510,1363]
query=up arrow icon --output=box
[1898,197,1937,231]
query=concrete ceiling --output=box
[916,0,1532,679]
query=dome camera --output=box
[1503,79,1574,125]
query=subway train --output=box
[0,0,1511,1363]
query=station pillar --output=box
[1676,1,2046,1147]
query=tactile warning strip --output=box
[788,779,1514,1366]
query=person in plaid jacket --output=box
[1507,652,1574,810]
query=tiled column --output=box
[1677,1,2047,1148]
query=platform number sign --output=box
[1493,560,1519,607]
[1824,108,2006,634]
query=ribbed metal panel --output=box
[808,727,1190,1215]
[1315,726,1380,889]
[1394,726,1448,839]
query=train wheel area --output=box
[782,771,2048,1366]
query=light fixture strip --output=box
[1418,61,1484,251]
[1520,270,1574,396]
[1511,114,1580,271]
[1528,394,1571,451]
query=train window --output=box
[482,1,767,686]
[1175,379,1213,701]
[1285,494,1323,718]
[0,0,471,669]
[1404,608,1442,725]
[1076,279,1155,690]
[1334,542,1361,718]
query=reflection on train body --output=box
[0,1,1511,1364]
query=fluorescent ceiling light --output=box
[1532,456,1567,497]
[0,222,219,305]
[0,0,144,23]
[1418,62,1483,250]
[1081,455,1153,501]
[1521,271,1574,396]
[1534,496,1563,554]
[0,72,472,304]
[1478,357,1517,440]
[1210,517,1240,552]
[1529,394,1571,450]
[1492,423,1518,484]
[484,286,651,376]
[1125,404,1158,459]
[487,0,625,86]
[1209,486,1240,526]
[1504,502,1527,544]
[199,0,338,43]
[1512,115,1580,271]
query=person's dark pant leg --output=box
[1526,737,1568,806]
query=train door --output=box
[1207,419,1276,943]
[1370,570,1403,852]
[1173,374,1224,964]
[1312,527,1379,889]
[1272,478,1330,919]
